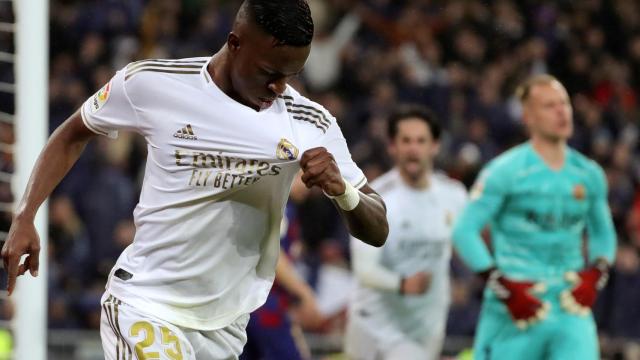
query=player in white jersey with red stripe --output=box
[2,1,389,359]
[345,106,467,360]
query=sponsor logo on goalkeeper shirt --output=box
[525,211,584,230]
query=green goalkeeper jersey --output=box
[452,142,616,280]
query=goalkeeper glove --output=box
[486,269,550,330]
[560,259,609,316]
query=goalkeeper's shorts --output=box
[473,281,599,360]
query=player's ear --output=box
[227,32,241,53]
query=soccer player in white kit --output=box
[345,106,467,360]
[1,1,389,359]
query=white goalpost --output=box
[12,0,48,359]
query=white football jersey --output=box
[80,57,366,330]
[348,169,466,342]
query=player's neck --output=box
[209,51,227,88]
[530,137,566,170]
[399,168,431,189]
[208,50,246,107]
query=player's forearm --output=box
[275,250,314,301]
[350,234,401,292]
[336,192,388,247]
[588,234,616,265]
[298,148,388,246]
[357,267,401,291]
[452,235,494,273]
[452,212,495,272]
[587,200,617,264]
[14,112,94,221]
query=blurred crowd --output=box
[1,0,640,354]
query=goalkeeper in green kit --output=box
[452,74,616,360]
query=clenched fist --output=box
[487,270,550,330]
[560,262,609,316]
[300,147,345,196]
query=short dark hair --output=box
[245,0,314,47]
[387,105,441,140]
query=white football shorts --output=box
[100,292,249,360]
[344,311,445,360]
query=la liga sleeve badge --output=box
[470,180,484,201]
[91,80,112,113]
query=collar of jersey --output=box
[525,142,569,174]
[200,56,275,114]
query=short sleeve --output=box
[321,119,367,189]
[80,67,139,139]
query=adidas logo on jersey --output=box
[174,124,197,140]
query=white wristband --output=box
[325,178,360,211]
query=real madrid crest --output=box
[276,138,299,161]
[445,211,454,227]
